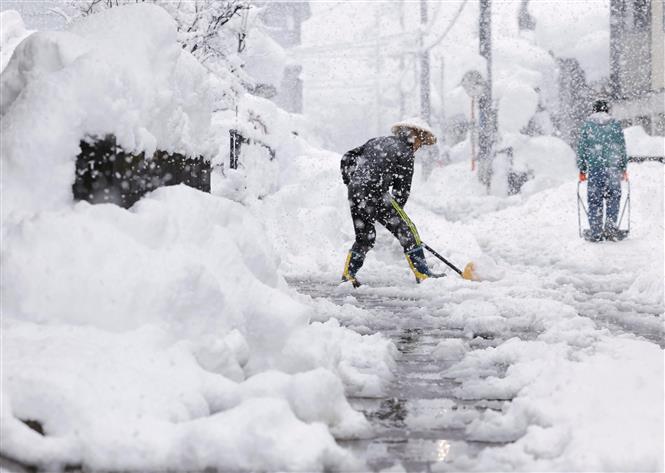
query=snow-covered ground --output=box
[254,143,663,470]
[1,6,393,471]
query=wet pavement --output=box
[290,279,507,472]
[291,272,663,472]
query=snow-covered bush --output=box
[1,5,215,216]
[213,92,318,202]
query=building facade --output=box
[609,0,665,135]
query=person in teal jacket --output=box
[577,100,629,241]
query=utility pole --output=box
[518,0,536,32]
[399,0,406,119]
[609,0,624,100]
[374,6,383,135]
[478,0,494,187]
[420,0,431,124]
[440,55,445,125]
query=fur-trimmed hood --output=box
[390,118,437,145]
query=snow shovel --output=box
[423,243,477,281]
[577,179,630,241]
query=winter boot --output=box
[341,251,364,288]
[405,246,444,283]
[603,221,619,241]
[583,229,603,242]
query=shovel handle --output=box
[422,243,463,276]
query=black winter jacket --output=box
[340,135,415,207]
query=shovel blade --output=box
[462,262,478,281]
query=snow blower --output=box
[423,243,478,281]
[577,179,631,241]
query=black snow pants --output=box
[349,189,421,259]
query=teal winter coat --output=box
[576,112,628,173]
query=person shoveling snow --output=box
[339,119,476,286]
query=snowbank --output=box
[624,125,665,157]
[448,337,663,472]
[212,92,318,203]
[511,134,577,195]
[0,4,215,217]
[1,6,396,471]
[2,320,370,470]
[1,183,395,470]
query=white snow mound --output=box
[0,10,34,72]
[0,4,215,217]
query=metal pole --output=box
[399,0,406,119]
[375,6,382,135]
[230,130,241,169]
[440,55,445,125]
[470,96,476,170]
[609,0,624,100]
[478,0,494,187]
[420,0,431,124]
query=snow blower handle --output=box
[422,243,463,276]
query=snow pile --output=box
[0,9,34,72]
[466,255,505,282]
[1,184,394,470]
[530,1,610,82]
[624,125,665,157]
[213,92,316,203]
[492,36,576,196]
[441,36,575,197]
[0,5,215,217]
[510,135,577,194]
[432,339,468,361]
[258,145,364,278]
[2,322,358,470]
[1,6,396,471]
[448,337,663,472]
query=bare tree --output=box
[63,0,246,64]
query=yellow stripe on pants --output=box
[342,251,353,278]
[390,198,422,246]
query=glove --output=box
[579,172,587,182]
[622,171,629,181]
